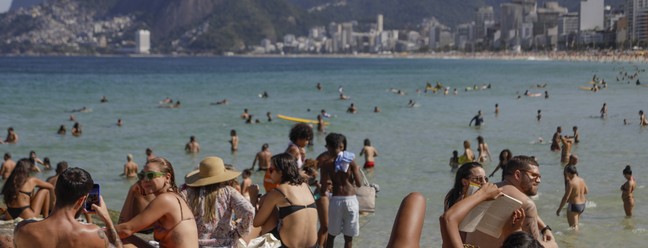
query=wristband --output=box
[541,225,552,235]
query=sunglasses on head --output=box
[138,171,165,181]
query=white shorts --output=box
[328,195,359,237]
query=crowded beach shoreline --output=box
[4,50,648,63]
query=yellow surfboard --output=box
[277,114,330,125]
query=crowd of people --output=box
[0,73,644,248]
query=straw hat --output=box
[185,156,241,187]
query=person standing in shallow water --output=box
[185,135,200,154]
[550,126,561,151]
[621,165,636,217]
[556,165,588,231]
[229,129,239,153]
[469,110,483,127]
[359,138,378,171]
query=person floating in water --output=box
[469,110,483,127]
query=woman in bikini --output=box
[116,157,198,248]
[621,165,636,217]
[476,136,492,163]
[1,159,53,220]
[254,153,318,248]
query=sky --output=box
[0,0,11,13]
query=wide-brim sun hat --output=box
[185,156,241,187]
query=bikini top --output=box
[274,188,316,220]
[19,190,32,198]
[153,194,193,241]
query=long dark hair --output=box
[2,159,33,204]
[272,153,305,186]
[444,162,483,210]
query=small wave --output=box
[586,201,597,208]
[632,228,648,234]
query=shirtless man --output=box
[122,154,138,178]
[346,103,357,113]
[359,138,378,170]
[251,143,272,171]
[4,127,18,144]
[640,110,648,126]
[550,126,561,151]
[320,133,362,248]
[185,136,200,153]
[556,165,588,231]
[1,153,16,180]
[600,103,608,118]
[466,156,557,248]
[560,135,573,164]
[241,108,250,119]
[14,167,122,248]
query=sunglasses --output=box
[519,169,541,181]
[138,171,165,181]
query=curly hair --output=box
[289,123,313,143]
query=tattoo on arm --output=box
[97,227,123,248]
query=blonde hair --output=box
[187,183,227,222]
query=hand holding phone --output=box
[85,184,101,212]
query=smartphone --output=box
[85,184,101,212]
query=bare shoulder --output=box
[75,223,115,247]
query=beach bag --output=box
[356,170,378,213]
[237,233,282,248]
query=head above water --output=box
[623,165,632,176]
[364,138,371,146]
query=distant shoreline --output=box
[2,51,648,63]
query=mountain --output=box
[0,0,626,54]
[9,0,43,11]
[291,0,624,29]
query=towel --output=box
[335,151,355,172]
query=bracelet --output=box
[541,225,552,235]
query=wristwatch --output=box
[541,225,552,235]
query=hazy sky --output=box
[0,0,11,13]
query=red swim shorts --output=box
[364,161,375,168]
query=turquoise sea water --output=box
[1,56,647,247]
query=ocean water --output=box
[0,56,647,247]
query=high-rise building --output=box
[580,0,604,31]
[135,30,150,54]
[558,13,580,35]
[626,0,648,42]
[474,6,495,41]
[377,14,384,34]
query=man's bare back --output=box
[360,146,378,163]
[252,150,272,170]
[1,159,15,180]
